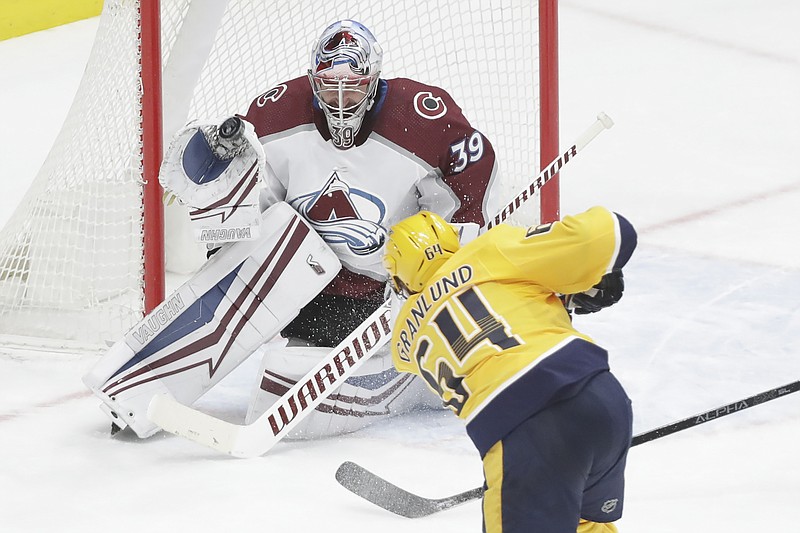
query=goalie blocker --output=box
[82,202,340,437]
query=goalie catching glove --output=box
[566,270,625,315]
[159,116,267,245]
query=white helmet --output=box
[308,20,383,149]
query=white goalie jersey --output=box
[245,75,500,301]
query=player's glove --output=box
[567,270,624,315]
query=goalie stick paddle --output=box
[147,301,392,458]
[335,378,800,518]
[147,112,614,457]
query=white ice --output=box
[1,1,799,531]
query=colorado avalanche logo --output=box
[256,84,288,107]
[413,91,447,120]
[290,172,387,257]
[315,30,371,75]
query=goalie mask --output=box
[308,20,383,149]
[383,211,461,297]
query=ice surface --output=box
[1,2,799,531]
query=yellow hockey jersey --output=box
[391,206,637,455]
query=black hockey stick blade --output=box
[335,461,482,518]
[337,378,800,518]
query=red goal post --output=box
[141,0,166,320]
[0,0,559,352]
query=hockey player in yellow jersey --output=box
[383,208,637,533]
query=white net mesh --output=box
[188,0,542,207]
[0,3,145,350]
[0,0,548,350]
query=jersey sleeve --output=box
[437,116,498,227]
[257,159,287,211]
[497,206,637,295]
[242,77,316,212]
[241,77,315,137]
[377,79,498,227]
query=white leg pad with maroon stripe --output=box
[245,340,442,438]
[82,202,339,438]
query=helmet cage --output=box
[309,21,382,148]
[308,71,378,144]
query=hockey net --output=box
[0,0,558,351]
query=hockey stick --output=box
[147,112,614,457]
[336,378,800,518]
[336,461,483,519]
[486,112,614,230]
[148,301,392,458]
[630,378,800,445]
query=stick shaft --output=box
[485,112,614,230]
[631,379,800,446]
[338,378,800,516]
[148,302,392,457]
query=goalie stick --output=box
[336,378,800,518]
[147,113,614,457]
[148,301,392,458]
[486,112,614,230]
